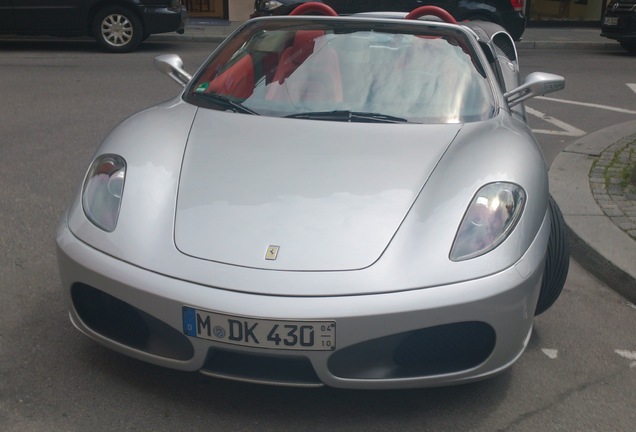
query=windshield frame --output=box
[184,16,499,124]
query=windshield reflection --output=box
[188,20,495,124]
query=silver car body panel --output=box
[57,205,548,389]
[67,101,547,296]
[57,14,564,388]
[175,108,461,271]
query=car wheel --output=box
[93,7,143,53]
[535,195,570,315]
[619,41,636,54]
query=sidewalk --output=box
[156,21,636,302]
[550,123,636,303]
[517,26,622,50]
[160,18,624,51]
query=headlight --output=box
[450,182,526,261]
[82,154,126,232]
[259,0,284,12]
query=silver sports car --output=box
[56,3,570,389]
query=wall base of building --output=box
[186,0,606,27]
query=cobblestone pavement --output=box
[590,134,636,240]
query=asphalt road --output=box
[520,48,636,165]
[1,39,635,431]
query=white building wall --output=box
[229,0,254,22]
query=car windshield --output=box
[185,18,496,124]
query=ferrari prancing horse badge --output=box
[265,245,279,260]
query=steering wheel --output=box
[404,6,457,23]
[290,2,338,16]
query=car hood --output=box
[174,110,461,271]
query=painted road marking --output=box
[526,106,586,137]
[614,349,636,368]
[541,348,559,359]
[529,89,636,135]
[536,96,636,115]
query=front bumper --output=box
[601,11,636,42]
[140,6,187,35]
[56,211,549,389]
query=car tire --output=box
[535,195,570,316]
[93,7,143,53]
[619,41,636,54]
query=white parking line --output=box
[614,349,636,368]
[526,106,586,137]
[541,348,559,359]
[537,96,636,115]
[627,83,636,95]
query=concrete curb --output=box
[549,121,636,303]
[151,34,229,43]
[515,41,622,51]
[156,35,623,51]
[155,33,622,51]
[148,23,624,51]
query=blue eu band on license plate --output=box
[182,306,336,351]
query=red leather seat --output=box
[266,30,342,103]
[207,54,256,100]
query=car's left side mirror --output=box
[504,72,565,107]
[155,54,192,87]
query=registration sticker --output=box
[182,307,336,351]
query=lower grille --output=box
[328,321,495,379]
[493,33,517,61]
[200,349,322,387]
[71,283,194,361]
[393,321,496,372]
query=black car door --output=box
[342,0,461,16]
[0,0,14,31]
[342,0,420,13]
[12,0,83,33]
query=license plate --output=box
[603,17,618,26]
[182,306,336,351]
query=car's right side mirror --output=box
[504,72,565,107]
[155,54,192,87]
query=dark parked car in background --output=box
[252,0,527,40]
[0,0,186,52]
[601,0,636,54]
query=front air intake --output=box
[71,283,194,361]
